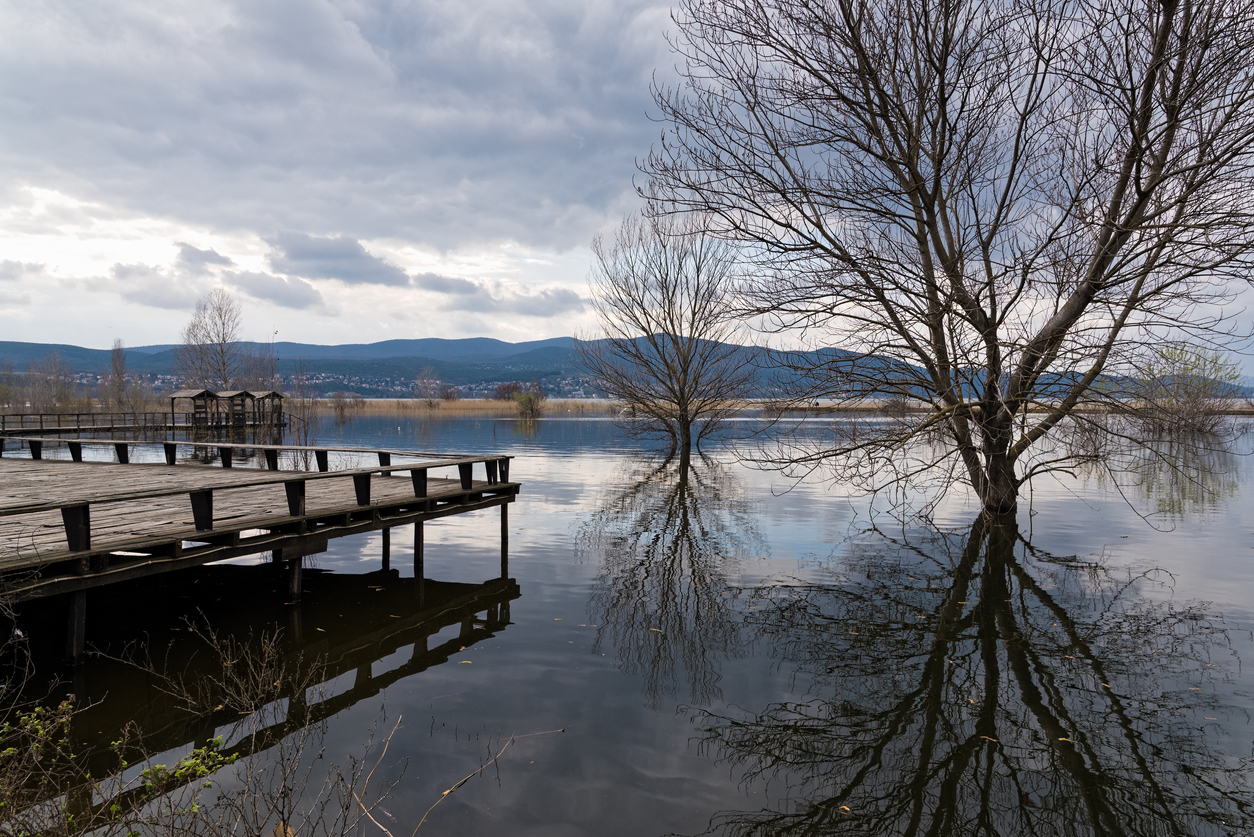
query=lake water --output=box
[13,413,1254,836]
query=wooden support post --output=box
[415,521,425,604]
[29,440,42,460]
[114,443,129,464]
[458,462,473,490]
[499,458,510,482]
[381,527,391,571]
[288,684,307,723]
[68,441,83,462]
[61,504,91,552]
[164,443,178,465]
[284,480,306,516]
[353,473,371,506]
[288,556,303,602]
[265,449,279,470]
[410,468,427,498]
[219,447,233,468]
[315,450,329,472]
[190,490,213,531]
[501,503,509,578]
[354,663,372,690]
[486,459,499,485]
[66,590,86,662]
[378,452,391,474]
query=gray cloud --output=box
[0,260,48,282]
[268,233,410,287]
[110,263,210,309]
[176,242,234,274]
[225,270,323,310]
[413,271,584,316]
[412,272,480,295]
[0,0,670,251]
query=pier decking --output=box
[0,435,519,659]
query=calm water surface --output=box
[21,414,1254,836]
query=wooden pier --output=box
[0,435,518,660]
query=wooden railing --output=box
[0,412,287,431]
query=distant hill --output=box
[7,337,1238,401]
[0,337,588,397]
[124,337,577,363]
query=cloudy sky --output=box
[0,0,674,348]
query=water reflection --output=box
[691,514,1252,836]
[17,565,519,798]
[577,456,765,707]
[1119,431,1241,517]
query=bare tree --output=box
[645,0,1254,512]
[104,338,128,412]
[577,213,755,465]
[174,289,249,391]
[414,366,441,409]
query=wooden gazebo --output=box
[169,389,219,427]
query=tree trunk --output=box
[678,421,693,471]
[981,454,1018,514]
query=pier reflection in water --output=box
[14,555,518,824]
[689,513,1251,837]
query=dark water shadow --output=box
[575,455,766,708]
[688,514,1253,837]
[11,563,519,806]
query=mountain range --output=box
[0,337,585,396]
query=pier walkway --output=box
[0,436,518,659]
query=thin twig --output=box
[410,728,564,834]
[352,715,404,837]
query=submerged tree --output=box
[646,0,1254,512]
[577,214,755,465]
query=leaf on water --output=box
[979,736,998,742]
[1205,716,1218,720]
[316,628,325,632]
[458,661,472,664]
[650,628,662,632]
[1058,737,1074,742]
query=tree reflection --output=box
[692,514,1251,836]
[576,456,764,707]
